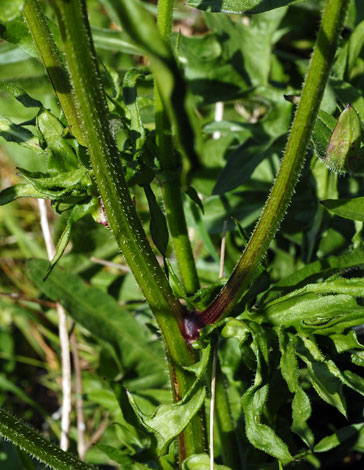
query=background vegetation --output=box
[1,0,364,469]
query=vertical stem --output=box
[23,0,85,145]
[48,0,204,461]
[38,199,71,451]
[200,0,350,325]
[155,0,200,295]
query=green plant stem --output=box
[155,0,200,295]
[200,0,350,325]
[0,408,95,470]
[23,0,85,145]
[48,0,204,461]
[215,362,242,469]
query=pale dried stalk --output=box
[37,199,72,451]
[210,221,227,469]
[213,102,224,140]
[70,332,86,459]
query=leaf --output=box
[0,183,48,205]
[0,114,43,153]
[123,68,146,149]
[37,109,79,172]
[212,139,275,195]
[263,245,364,301]
[185,186,204,214]
[330,329,364,354]
[242,384,293,465]
[0,408,96,470]
[0,81,42,108]
[144,185,169,257]
[314,423,364,453]
[292,388,314,448]
[321,105,364,176]
[182,454,231,469]
[321,197,364,222]
[259,292,364,331]
[347,20,364,77]
[104,0,201,168]
[278,331,314,447]
[126,386,206,454]
[0,0,25,22]
[296,338,347,417]
[185,0,299,14]
[311,110,337,159]
[44,198,99,280]
[0,17,40,59]
[28,259,166,380]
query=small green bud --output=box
[323,105,364,176]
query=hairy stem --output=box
[200,0,350,325]
[23,0,85,145]
[48,0,204,460]
[155,0,200,295]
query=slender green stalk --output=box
[46,0,204,460]
[23,0,85,145]
[0,408,95,470]
[155,0,200,295]
[215,362,242,469]
[200,0,350,325]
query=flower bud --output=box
[323,105,364,176]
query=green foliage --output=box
[1,0,364,469]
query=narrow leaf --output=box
[0,408,96,470]
[144,185,169,257]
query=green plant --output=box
[1,0,364,469]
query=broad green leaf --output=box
[0,114,43,153]
[0,183,48,205]
[314,423,364,453]
[28,259,166,379]
[321,197,364,222]
[0,81,42,108]
[0,0,24,22]
[18,167,89,192]
[127,386,206,454]
[330,329,364,354]
[182,454,231,469]
[144,186,169,257]
[258,292,364,331]
[37,109,79,172]
[185,0,299,14]
[0,17,40,59]
[263,245,364,301]
[0,409,96,470]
